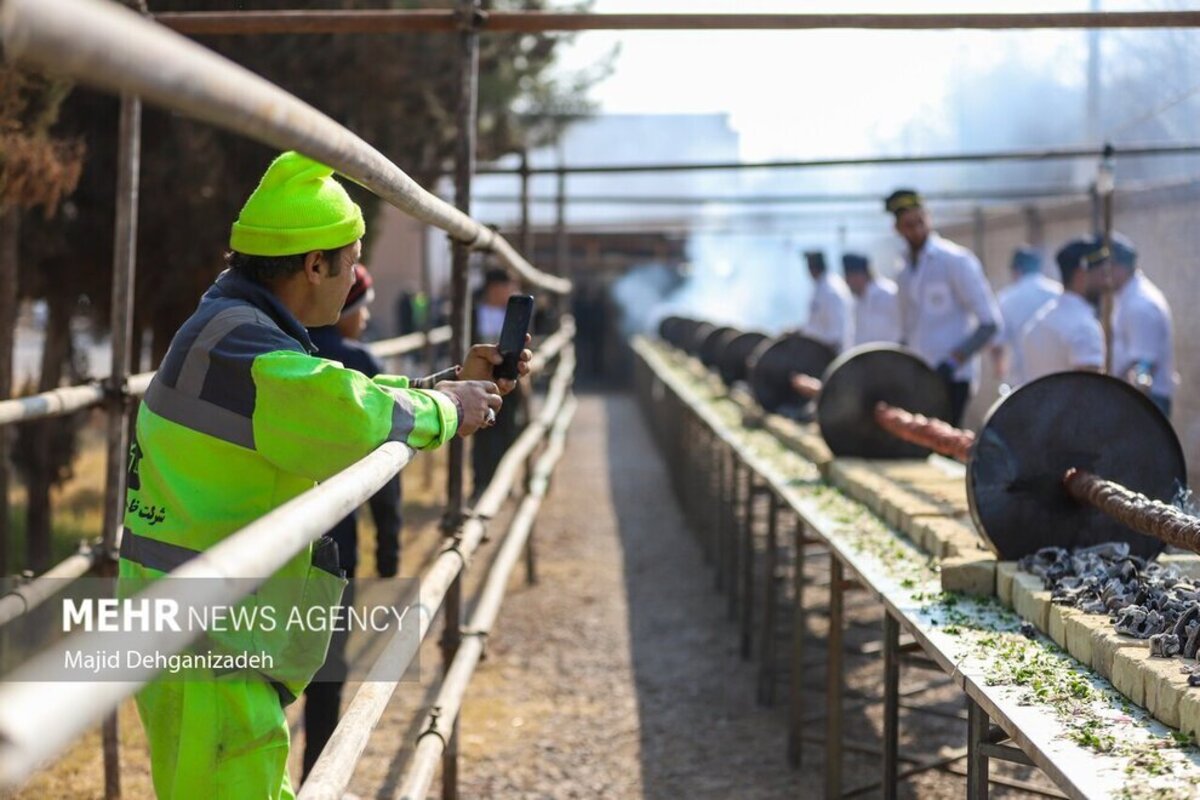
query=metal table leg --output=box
[788,516,806,768]
[728,458,742,621]
[704,431,718,563]
[967,696,990,800]
[883,613,900,800]
[715,446,728,592]
[757,491,780,705]
[740,480,759,660]
[826,556,844,800]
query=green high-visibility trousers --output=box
[136,672,294,799]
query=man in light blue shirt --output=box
[994,246,1061,387]
[1109,233,1178,417]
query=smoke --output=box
[1174,483,1198,518]
[610,263,683,340]
[652,230,810,334]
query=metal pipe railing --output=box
[0,0,570,295]
[529,317,574,375]
[0,540,105,628]
[154,9,1200,35]
[396,392,577,800]
[370,325,451,360]
[0,439,416,788]
[0,324,464,638]
[297,345,575,800]
[477,142,1200,176]
[0,327,442,432]
[0,375,150,427]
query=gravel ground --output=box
[435,393,1059,799]
[5,393,1061,799]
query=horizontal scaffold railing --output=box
[0,326,449,432]
[0,0,570,294]
[0,330,575,790]
[153,9,1200,35]
[0,325,452,628]
[298,338,575,800]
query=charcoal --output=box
[1115,606,1151,638]
[1021,541,1200,675]
[1186,622,1200,660]
[1173,606,1200,639]
[1150,633,1182,658]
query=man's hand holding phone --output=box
[460,334,533,394]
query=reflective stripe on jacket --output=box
[118,269,457,699]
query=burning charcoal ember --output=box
[1149,633,1182,657]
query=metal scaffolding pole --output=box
[519,150,533,258]
[554,165,568,285]
[98,91,141,800]
[441,3,480,798]
[155,9,1200,35]
[476,142,1200,176]
[472,186,1092,205]
[1,0,567,295]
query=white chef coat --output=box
[1112,271,1178,399]
[854,277,902,346]
[896,233,1003,384]
[1020,292,1104,383]
[996,272,1062,386]
[802,272,854,353]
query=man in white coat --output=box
[800,250,854,353]
[993,246,1061,388]
[1021,238,1107,383]
[885,189,1003,425]
[1108,233,1179,417]
[842,252,901,345]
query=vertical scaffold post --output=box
[882,612,901,800]
[787,516,806,767]
[554,165,568,315]
[98,91,142,800]
[1098,143,1115,373]
[825,556,844,800]
[442,2,480,798]
[518,149,537,585]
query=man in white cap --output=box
[885,188,1002,425]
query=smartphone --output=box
[494,294,535,381]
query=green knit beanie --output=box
[229,151,366,256]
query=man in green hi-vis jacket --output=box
[118,151,528,799]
